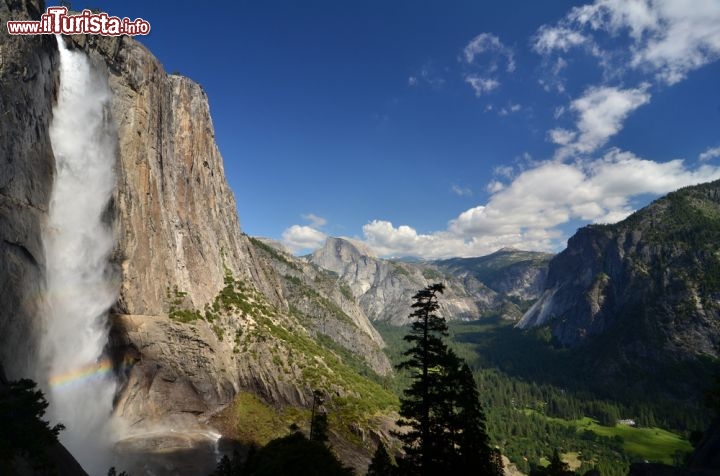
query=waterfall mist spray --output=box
[42,36,119,474]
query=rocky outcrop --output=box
[0,16,261,449]
[518,181,720,363]
[0,0,58,379]
[250,238,392,376]
[43,33,307,422]
[688,417,720,471]
[310,237,502,324]
[0,364,89,476]
[7,440,90,476]
[109,314,239,425]
[308,237,551,324]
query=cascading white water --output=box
[41,35,119,474]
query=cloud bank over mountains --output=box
[283,0,720,259]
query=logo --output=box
[7,7,151,36]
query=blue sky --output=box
[65,0,720,258]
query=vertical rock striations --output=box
[0,0,58,379]
[519,180,720,358]
[44,34,254,429]
[70,34,258,316]
[63,34,393,437]
[248,237,392,375]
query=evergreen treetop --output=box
[395,283,502,476]
[367,441,396,476]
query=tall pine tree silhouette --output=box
[395,283,502,476]
[396,283,450,474]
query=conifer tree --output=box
[0,378,65,472]
[529,449,574,476]
[211,450,243,476]
[452,361,501,475]
[243,432,352,476]
[395,283,501,476]
[310,412,330,444]
[309,389,330,444]
[367,441,397,476]
[547,448,573,476]
[396,283,451,474]
[706,371,720,417]
[211,456,233,476]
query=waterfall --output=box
[41,35,119,474]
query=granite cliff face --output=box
[69,34,263,316]
[59,33,394,443]
[0,0,58,380]
[0,8,394,471]
[519,180,720,364]
[249,238,391,375]
[45,33,265,432]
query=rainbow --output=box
[49,359,114,389]
[49,356,136,389]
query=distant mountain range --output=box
[301,179,720,402]
[307,237,552,324]
[303,181,720,375]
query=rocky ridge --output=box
[516,181,720,402]
[435,248,552,301]
[250,237,391,375]
[518,180,720,357]
[308,237,551,324]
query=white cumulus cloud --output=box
[281,225,327,253]
[699,146,720,161]
[548,128,577,146]
[451,184,473,197]
[533,26,589,54]
[536,0,720,85]
[554,84,651,158]
[461,32,515,97]
[463,33,516,71]
[486,180,505,193]
[499,103,522,116]
[356,150,720,259]
[494,165,515,179]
